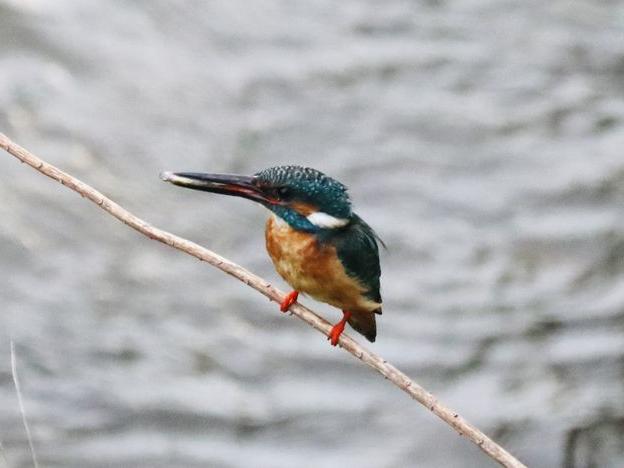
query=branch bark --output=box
[0,133,526,468]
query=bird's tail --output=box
[347,311,377,343]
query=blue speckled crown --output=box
[255,166,352,219]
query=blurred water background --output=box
[1,1,624,467]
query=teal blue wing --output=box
[321,214,382,309]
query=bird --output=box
[160,165,383,346]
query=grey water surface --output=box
[1,1,624,467]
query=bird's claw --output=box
[327,323,346,346]
[327,311,351,346]
[279,290,299,312]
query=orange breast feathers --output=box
[265,215,380,313]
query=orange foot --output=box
[279,290,299,312]
[328,311,352,346]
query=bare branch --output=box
[10,341,39,468]
[0,133,527,468]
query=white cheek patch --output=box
[307,211,349,229]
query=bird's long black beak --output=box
[160,171,276,205]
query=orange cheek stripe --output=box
[290,201,318,216]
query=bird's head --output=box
[161,165,353,232]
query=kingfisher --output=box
[160,166,383,346]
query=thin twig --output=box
[0,133,526,468]
[10,341,39,468]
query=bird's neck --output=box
[268,206,350,233]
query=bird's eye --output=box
[276,186,292,198]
